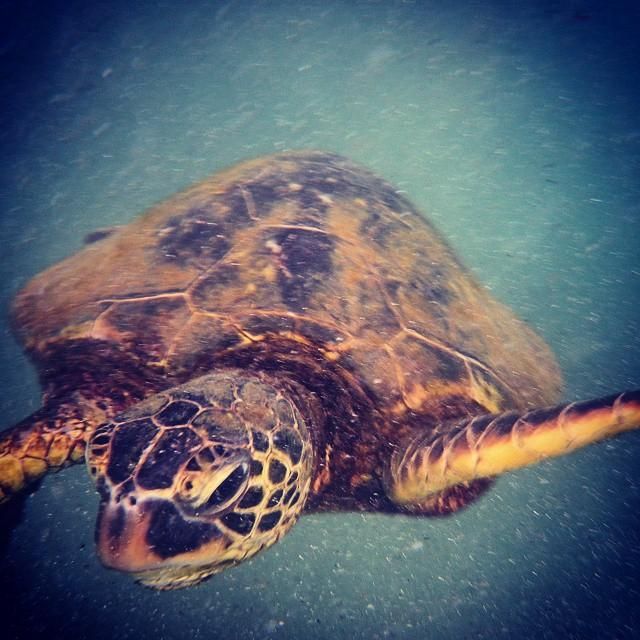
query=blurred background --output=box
[1,1,639,638]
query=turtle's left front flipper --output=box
[0,398,106,504]
[386,390,640,511]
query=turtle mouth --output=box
[132,564,225,590]
[95,497,228,577]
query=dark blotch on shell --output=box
[243,314,296,336]
[223,152,358,223]
[297,320,344,344]
[403,260,452,307]
[158,208,230,267]
[273,227,335,311]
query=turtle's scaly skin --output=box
[387,389,640,510]
[1,151,639,589]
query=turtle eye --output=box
[176,459,250,517]
[195,463,249,516]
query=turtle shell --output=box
[12,150,561,455]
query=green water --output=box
[1,1,639,638]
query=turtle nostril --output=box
[95,476,111,501]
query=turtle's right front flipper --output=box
[0,399,105,503]
[386,390,640,512]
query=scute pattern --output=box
[87,371,314,575]
[156,400,200,426]
[12,151,564,532]
[106,418,158,485]
[14,151,561,422]
[159,207,231,268]
[137,428,201,490]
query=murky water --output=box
[1,1,639,638]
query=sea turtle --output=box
[1,151,638,590]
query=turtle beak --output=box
[95,499,161,573]
[94,496,230,589]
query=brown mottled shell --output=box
[12,151,561,430]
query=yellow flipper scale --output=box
[387,390,640,507]
[0,400,105,503]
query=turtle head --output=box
[86,372,313,589]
